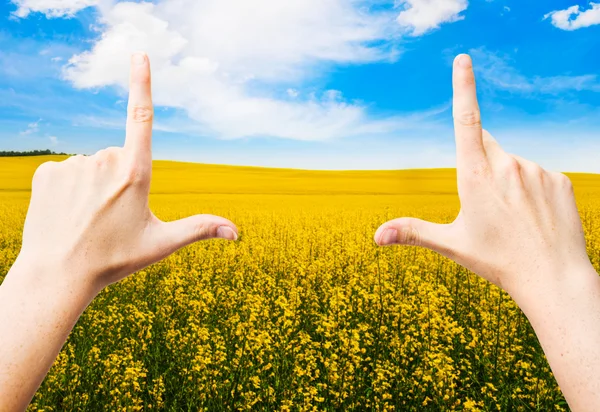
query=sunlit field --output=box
[1,155,600,411]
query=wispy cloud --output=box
[470,48,600,95]
[58,1,403,141]
[72,112,208,135]
[0,37,81,81]
[544,3,600,31]
[19,119,41,135]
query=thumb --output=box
[155,214,238,254]
[374,217,457,257]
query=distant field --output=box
[1,155,599,411]
[0,155,462,195]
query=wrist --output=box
[509,262,599,317]
[0,254,100,410]
[8,253,101,304]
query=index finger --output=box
[452,54,486,168]
[125,52,153,161]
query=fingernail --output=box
[216,226,238,241]
[455,54,472,69]
[378,228,398,246]
[132,52,147,66]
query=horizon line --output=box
[1,153,599,176]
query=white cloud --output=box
[19,119,41,135]
[61,0,436,141]
[396,0,468,36]
[11,0,98,18]
[48,135,59,145]
[14,0,468,141]
[544,3,600,31]
[470,48,600,94]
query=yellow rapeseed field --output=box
[1,155,600,411]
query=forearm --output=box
[513,264,600,412]
[0,256,98,411]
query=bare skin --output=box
[375,54,600,412]
[0,53,238,411]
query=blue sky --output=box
[1,0,599,171]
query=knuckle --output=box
[461,72,476,87]
[454,109,481,128]
[32,162,55,184]
[93,152,109,167]
[532,165,546,180]
[531,163,543,174]
[502,157,521,176]
[93,147,119,167]
[556,173,573,191]
[96,146,119,156]
[129,105,154,123]
[94,156,107,168]
[93,148,106,158]
[34,161,54,175]
[67,154,85,163]
[400,227,421,247]
[521,162,545,180]
[196,223,216,241]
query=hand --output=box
[17,52,238,293]
[374,54,600,411]
[0,52,238,410]
[374,54,592,299]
